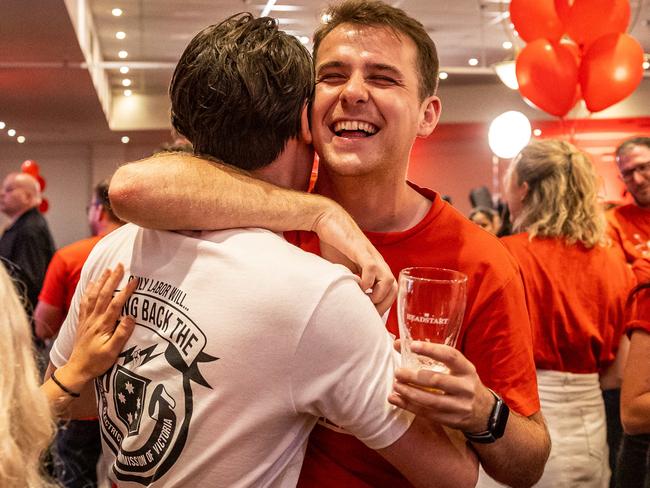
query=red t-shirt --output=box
[501,233,635,373]
[290,184,539,488]
[38,236,102,325]
[607,203,650,265]
[628,268,650,336]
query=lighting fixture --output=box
[468,58,479,66]
[502,41,513,50]
[122,79,132,87]
[439,72,448,80]
[121,136,130,144]
[17,136,25,144]
[112,8,123,16]
[493,60,518,90]
[124,89,132,97]
[533,129,542,137]
[118,50,128,59]
[321,13,332,23]
[120,66,129,74]
[7,129,16,137]
[260,0,277,17]
[0,121,5,130]
[299,36,309,45]
[116,31,126,40]
[489,111,531,159]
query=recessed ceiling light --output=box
[121,136,130,144]
[643,61,650,70]
[533,129,542,136]
[17,136,25,143]
[118,50,128,59]
[116,31,126,40]
[124,89,132,96]
[112,8,123,17]
[468,58,479,66]
[7,129,16,137]
[321,13,332,23]
[0,121,5,130]
[120,66,129,74]
[502,41,513,50]
[299,36,309,45]
[439,72,448,80]
[122,78,132,87]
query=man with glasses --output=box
[608,137,650,264]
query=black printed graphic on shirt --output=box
[95,276,218,485]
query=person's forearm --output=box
[42,363,94,417]
[622,393,650,434]
[474,411,550,488]
[109,152,335,232]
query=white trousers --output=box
[476,370,610,488]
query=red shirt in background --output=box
[290,184,539,488]
[39,236,102,331]
[607,203,650,264]
[501,233,635,373]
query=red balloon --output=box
[39,198,49,213]
[516,39,580,117]
[36,175,46,191]
[563,0,630,47]
[21,159,40,177]
[580,33,644,112]
[510,0,565,43]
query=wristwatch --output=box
[463,389,510,444]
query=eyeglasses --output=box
[621,161,650,182]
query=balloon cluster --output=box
[20,160,49,213]
[510,0,645,117]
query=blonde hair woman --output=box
[501,140,635,487]
[0,262,136,488]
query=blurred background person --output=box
[468,206,501,235]
[0,172,55,314]
[33,180,124,488]
[617,265,650,488]
[501,139,635,487]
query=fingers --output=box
[80,269,111,320]
[367,275,397,316]
[94,264,125,313]
[106,315,136,355]
[410,342,474,375]
[105,276,139,324]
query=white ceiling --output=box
[1,0,649,146]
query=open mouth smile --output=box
[331,120,379,138]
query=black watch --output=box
[463,389,510,444]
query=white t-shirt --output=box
[51,224,413,487]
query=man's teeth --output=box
[333,120,378,135]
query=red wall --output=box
[409,117,650,215]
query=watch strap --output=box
[463,388,510,444]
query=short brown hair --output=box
[615,137,650,163]
[170,13,314,170]
[313,0,439,100]
[95,180,123,224]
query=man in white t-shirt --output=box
[47,13,476,488]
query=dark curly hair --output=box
[170,13,314,170]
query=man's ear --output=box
[417,95,441,139]
[300,103,312,144]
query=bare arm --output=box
[34,300,65,340]
[110,152,396,313]
[621,329,650,435]
[43,265,138,417]
[378,417,478,488]
[390,341,550,488]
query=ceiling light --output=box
[299,36,309,45]
[121,136,130,144]
[439,71,448,80]
[7,129,16,137]
[118,50,128,59]
[489,111,531,159]
[260,0,277,17]
[122,78,132,87]
[0,121,5,130]
[502,41,513,50]
[644,60,650,70]
[112,8,123,17]
[17,136,25,144]
[321,13,332,23]
[120,66,129,74]
[468,58,479,66]
[493,60,519,90]
[124,89,132,96]
[115,31,126,40]
[533,129,542,137]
